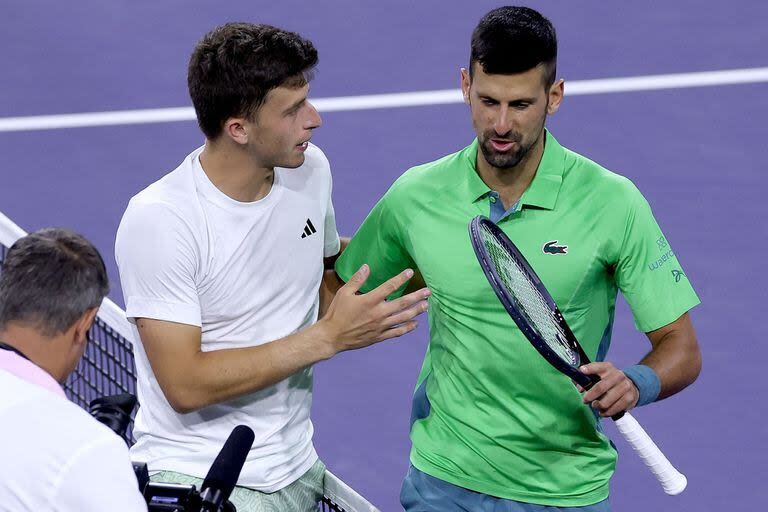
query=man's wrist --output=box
[308,319,338,361]
[623,364,661,407]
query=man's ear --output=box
[547,79,564,115]
[222,118,250,145]
[73,307,98,347]
[460,68,472,104]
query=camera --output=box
[89,394,241,512]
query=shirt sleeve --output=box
[115,200,202,327]
[614,186,700,332]
[335,189,415,297]
[53,434,147,511]
[324,173,341,258]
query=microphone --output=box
[199,425,255,512]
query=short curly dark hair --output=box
[470,6,557,88]
[187,22,319,139]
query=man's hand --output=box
[136,263,429,414]
[579,362,639,417]
[316,264,430,356]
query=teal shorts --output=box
[401,465,611,512]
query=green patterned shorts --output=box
[150,459,326,512]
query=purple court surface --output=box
[2,2,766,510]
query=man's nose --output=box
[305,101,322,130]
[493,109,512,136]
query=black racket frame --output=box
[469,215,599,391]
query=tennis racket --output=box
[468,215,687,495]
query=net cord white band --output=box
[323,470,381,512]
[614,412,688,495]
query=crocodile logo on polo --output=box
[543,240,568,255]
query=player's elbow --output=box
[674,336,702,392]
[687,343,702,384]
[159,381,210,414]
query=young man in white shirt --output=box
[0,229,146,512]
[115,22,430,511]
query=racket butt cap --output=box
[664,474,687,496]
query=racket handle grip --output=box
[613,412,687,495]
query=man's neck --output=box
[199,141,275,203]
[0,325,64,383]
[476,130,546,210]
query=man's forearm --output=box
[191,236,353,406]
[580,312,701,416]
[320,236,350,316]
[143,264,429,413]
[641,312,701,401]
[154,322,335,413]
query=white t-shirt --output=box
[115,144,340,492]
[0,364,146,512]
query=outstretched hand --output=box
[318,264,431,355]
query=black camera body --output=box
[143,480,203,511]
[90,394,237,512]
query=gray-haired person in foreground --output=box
[0,229,146,512]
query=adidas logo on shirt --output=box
[300,218,317,239]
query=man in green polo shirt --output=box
[333,6,702,511]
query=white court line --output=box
[0,67,766,132]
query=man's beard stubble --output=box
[479,131,529,170]
[478,110,548,171]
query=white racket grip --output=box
[614,412,687,495]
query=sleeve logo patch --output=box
[648,249,675,271]
[543,240,568,255]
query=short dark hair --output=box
[0,228,109,337]
[470,6,558,88]
[187,22,319,139]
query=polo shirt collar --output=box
[0,349,66,398]
[463,130,566,211]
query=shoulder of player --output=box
[120,193,197,238]
[562,148,645,204]
[299,142,332,178]
[304,142,330,167]
[127,172,189,209]
[120,153,204,233]
[275,142,333,192]
[384,148,468,203]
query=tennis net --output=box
[0,210,380,512]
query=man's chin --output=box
[277,155,306,169]
[482,147,523,169]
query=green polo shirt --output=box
[335,131,699,506]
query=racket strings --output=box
[481,226,579,366]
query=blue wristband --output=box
[622,364,661,407]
